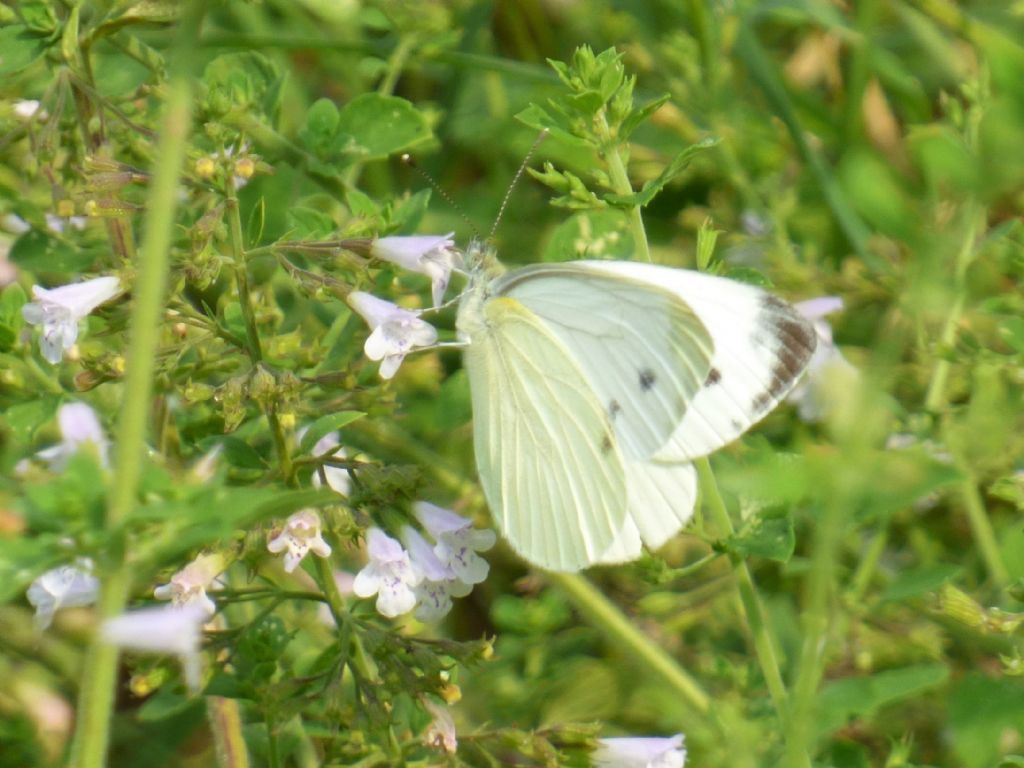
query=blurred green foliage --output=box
[0,0,1023,767]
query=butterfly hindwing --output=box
[577,262,817,461]
[463,295,628,571]
[495,264,714,461]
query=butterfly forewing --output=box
[463,295,629,571]
[577,262,817,461]
[495,264,714,461]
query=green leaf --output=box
[202,52,283,119]
[298,98,341,159]
[880,564,962,603]
[285,206,335,239]
[949,673,1024,768]
[542,209,633,262]
[335,93,432,161]
[212,436,268,470]
[816,664,950,736]
[606,137,719,208]
[2,397,60,444]
[0,535,64,603]
[722,510,795,563]
[136,688,198,722]
[620,93,670,140]
[9,231,96,273]
[298,411,366,454]
[515,103,593,148]
[0,25,50,74]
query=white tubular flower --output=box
[101,605,207,692]
[154,553,225,616]
[267,509,332,573]
[402,526,472,623]
[353,528,422,618]
[44,213,87,234]
[311,432,351,496]
[14,100,46,120]
[371,233,462,308]
[26,558,99,631]
[788,296,858,422]
[413,502,496,586]
[36,402,110,470]
[22,276,120,364]
[2,212,31,234]
[422,698,458,754]
[593,734,687,768]
[347,292,438,380]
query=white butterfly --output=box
[456,242,817,572]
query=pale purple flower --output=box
[154,553,225,616]
[14,100,46,120]
[22,276,119,363]
[36,402,110,470]
[347,292,438,379]
[311,432,351,496]
[593,734,686,768]
[44,213,87,234]
[26,558,99,631]
[788,296,858,422]
[371,233,462,307]
[101,605,207,692]
[2,212,31,234]
[413,502,495,585]
[422,698,458,754]
[402,526,472,622]
[267,509,332,573]
[353,528,422,618]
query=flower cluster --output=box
[21,276,119,364]
[154,553,226,616]
[348,233,464,380]
[593,734,687,768]
[26,558,100,631]
[267,509,333,573]
[353,503,495,621]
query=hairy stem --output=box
[68,6,203,767]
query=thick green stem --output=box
[68,7,203,768]
[545,572,712,720]
[695,459,795,731]
[923,203,980,413]
[784,490,846,767]
[956,466,1010,588]
[596,113,651,262]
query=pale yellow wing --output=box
[464,296,628,572]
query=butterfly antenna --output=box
[401,154,481,241]
[489,129,549,242]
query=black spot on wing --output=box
[639,368,656,391]
[608,399,622,420]
[600,432,614,454]
[750,294,818,414]
[704,367,722,386]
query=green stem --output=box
[545,571,712,719]
[225,183,293,481]
[68,7,203,768]
[734,19,877,269]
[695,458,795,728]
[955,465,1010,588]
[313,556,375,682]
[847,527,889,606]
[67,7,201,768]
[596,112,651,262]
[378,35,414,96]
[784,492,846,767]
[923,203,980,413]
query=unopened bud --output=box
[195,156,216,179]
[234,157,255,179]
[56,199,76,218]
